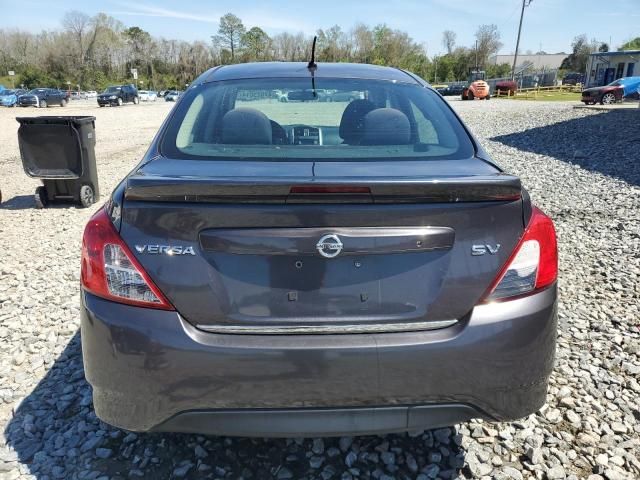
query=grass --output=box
[498,92,582,102]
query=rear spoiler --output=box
[124,174,521,204]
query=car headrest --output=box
[221,108,272,145]
[360,108,411,145]
[338,99,376,144]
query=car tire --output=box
[35,186,47,209]
[467,92,474,100]
[117,97,123,106]
[60,99,67,107]
[39,99,47,108]
[79,185,95,208]
[133,96,139,105]
[601,92,616,105]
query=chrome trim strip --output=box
[195,319,458,335]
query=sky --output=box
[1,0,639,56]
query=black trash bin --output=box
[16,116,99,208]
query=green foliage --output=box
[486,63,512,79]
[20,67,56,89]
[1,9,581,91]
[561,34,598,72]
[620,37,640,50]
[213,13,245,60]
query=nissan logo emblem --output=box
[316,234,343,258]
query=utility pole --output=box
[475,40,478,71]
[512,0,532,80]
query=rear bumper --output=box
[81,286,557,436]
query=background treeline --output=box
[1,10,530,91]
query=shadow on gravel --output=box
[0,194,86,210]
[492,109,640,186]
[0,195,36,210]
[4,332,468,479]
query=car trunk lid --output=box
[118,157,524,333]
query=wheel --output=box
[79,185,95,208]
[39,99,47,108]
[60,99,67,107]
[34,186,47,209]
[133,96,139,104]
[117,97,123,106]
[467,92,474,100]
[99,104,105,107]
[601,92,616,105]
[485,95,491,100]
[461,93,467,101]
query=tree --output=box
[620,37,640,50]
[561,34,592,72]
[242,27,270,61]
[474,24,502,68]
[62,10,91,66]
[598,43,609,53]
[442,30,456,55]
[213,13,245,61]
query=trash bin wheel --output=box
[79,185,95,208]
[35,186,48,209]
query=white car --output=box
[86,91,97,98]
[138,90,157,101]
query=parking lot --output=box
[0,99,638,479]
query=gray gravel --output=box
[0,99,639,480]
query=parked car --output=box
[325,90,363,102]
[581,76,640,105]
[138,90,157,101]
[0,89,27,107]
[86,90,98,98]
[80,62,558,437]
[69,91,84,100]
[436,84,466,97]
[562,72,585,86]
[164,90,182,101]
[97,85,139,106]
[18,88,68,107]
[494,80,518,97]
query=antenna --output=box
[308,36,317,70]
[308,36,318,97]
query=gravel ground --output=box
[0,99,638,480]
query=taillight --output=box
[81,207,174,310]
[482,206,557,302]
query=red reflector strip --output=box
[289,185,371,194]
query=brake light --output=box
[81,207,174,310]
[482,207,557,302]
[289,185,371,194]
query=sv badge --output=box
[471,244,501,256]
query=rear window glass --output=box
[161,78,474,160]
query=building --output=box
[585,50,640,87]
[489,53,568,71]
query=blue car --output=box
[0,89,27,107]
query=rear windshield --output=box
[161,78,474,160]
